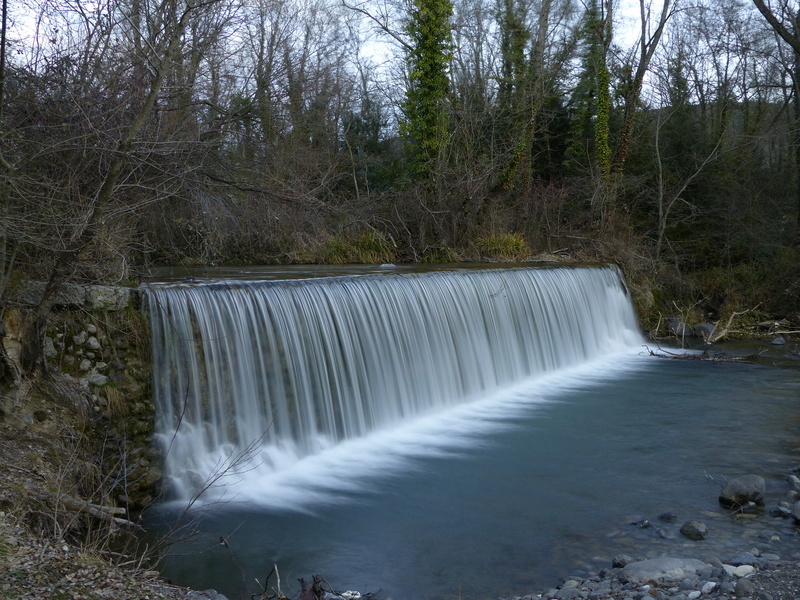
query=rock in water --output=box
[666,316,695,337]
[658,512,677,523]
[679,520,708,540]
[719,474,766,508]
[612,554,634,568]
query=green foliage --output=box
[321,231,396,265]
[400,0,454,177]
[564,0,612,178]
[595,63,612,179]
[475,233,530,260]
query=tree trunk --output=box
[613,0,671,175]
[794,57,800,245]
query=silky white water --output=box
[146,265,643,504]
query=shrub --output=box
[422,245,458,263]
[475,233,530,261]
[321,231,395,264]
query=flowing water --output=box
[142,265,800,600]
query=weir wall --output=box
[1,283,158,511]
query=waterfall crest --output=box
[146,266,642,500]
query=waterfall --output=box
[146,266,642,501]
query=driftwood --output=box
[254,569,378,600]
[298,576,378,600]
[645,345,764,364]
[700,306,759,345]
[59,495,138,528]
[253,564,288,600]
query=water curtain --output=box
[146,266,641,499]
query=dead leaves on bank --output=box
[0,513,182,600]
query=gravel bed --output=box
[503,552,800,600]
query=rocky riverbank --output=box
[505,472,800,600]
[509,552,800,600]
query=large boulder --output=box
[623,557,709,585]
[719,474,766,508]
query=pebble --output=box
[735,578,754,597]
[733,564,756,577]
[496,462,800,600]
[701,581,716,594]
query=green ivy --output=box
[400,0,454,178]
[595,62,611,180]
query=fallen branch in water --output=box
[643,345,764,364]
[253,564,288,600]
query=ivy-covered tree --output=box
[495,0,531,189]
[564,0,612,179]
[593,0,613,182]
[400,0,454,179]
[497,0,530,115]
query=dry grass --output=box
[475,232,530,261]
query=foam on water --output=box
[201,348,650,511]
[146,265,643,508]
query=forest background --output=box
[2,0,800,368]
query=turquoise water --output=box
[147,353,800,600]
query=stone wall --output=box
[1,283,160,512]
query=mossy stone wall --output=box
[1,285,159,512]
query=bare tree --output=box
[612,0,676,175]
[3,0,227,374]
[751,0,800,243]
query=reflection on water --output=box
[146,353,800,600]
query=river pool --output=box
[145,347,800,600]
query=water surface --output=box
[148,352,800,600]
